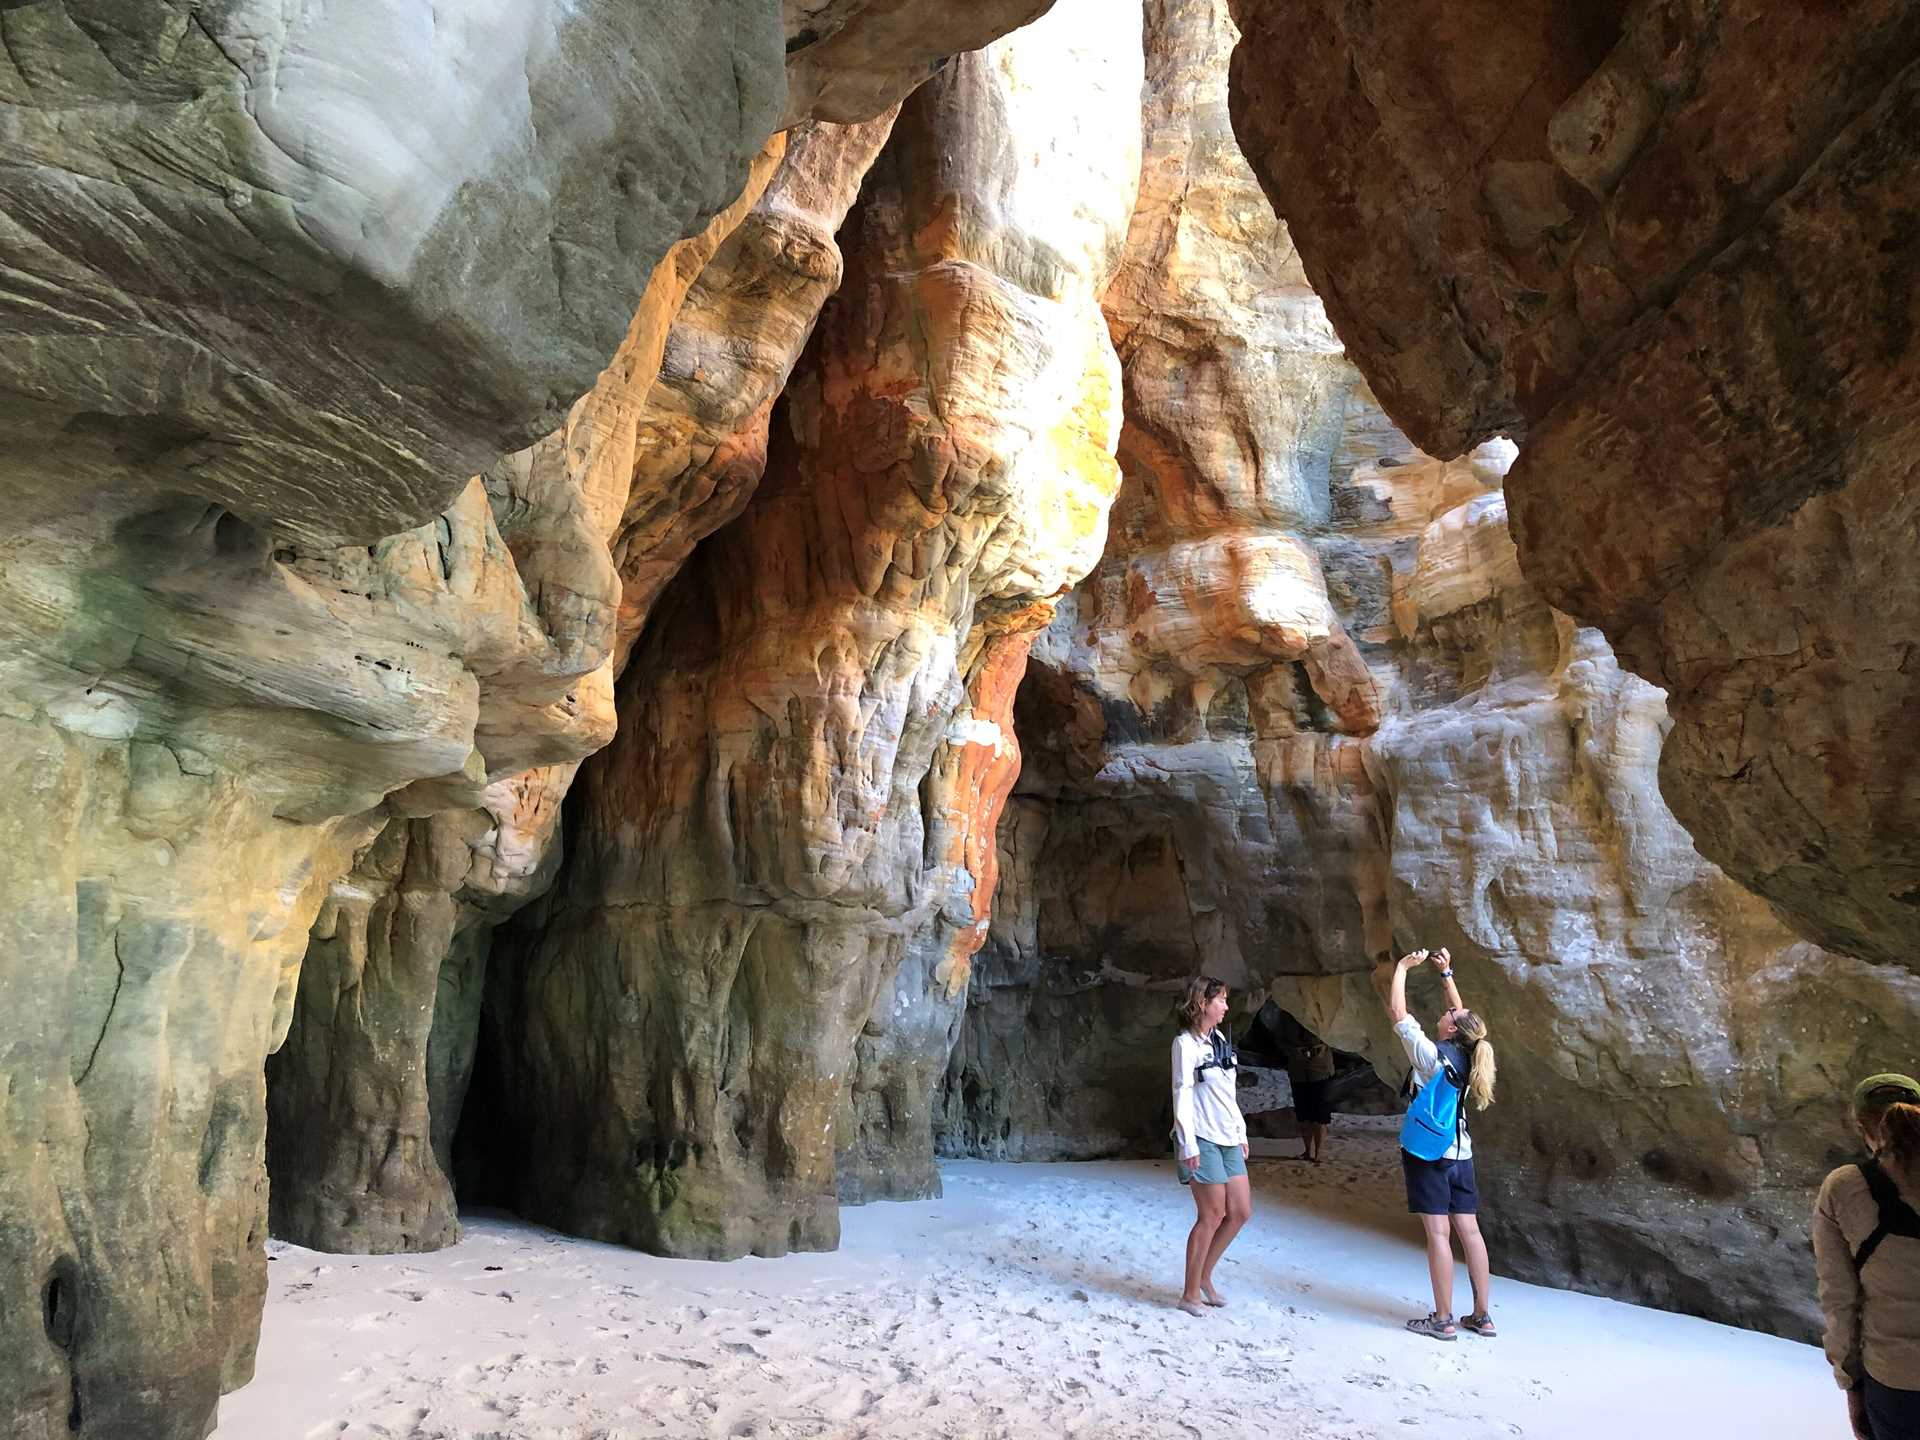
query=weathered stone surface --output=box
[0,420,640,1431]
[1337,504,1920,1336]
[489,0,1141,1258]
[934,0,1920,1339]
[940,0,1392,1164]
[266,774,569,1254]
[610,114,904,670]
[262,114,909,1261]
[2,1,1047,553]
[782,0,1060,126]
[0,727,373,1440]
[2,12,1036,1428]
[1226,0,1920,967]
[838,624,1037,1202]
[255,141,805,1258]
[952,423,1920,1336]
[2,2,790,553]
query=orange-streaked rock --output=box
[490,0,1143,1250]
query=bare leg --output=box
[1452,1213,1492,1318]
[1420,1213,1454,1317]
[1200,1174,1252,1302]
[1184,1182,1225,1306]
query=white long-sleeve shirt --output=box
[1395,1015,1471,1160]
[1172,1029,1247,1157]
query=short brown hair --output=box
[1178,975,1228,1031]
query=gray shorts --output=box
[1177,1137,1247,1186]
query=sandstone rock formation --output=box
[3,0,1062,547]
[937,0,1920,1338]
[10,6,1918,1436]
[266,109,910,1258]
[939,0,1383,1159]
[1226,0,1920,969]
[1,5,1063,1433]
[486,0,1142,1258]
[1346,497,1920,1335]
[259,133,793,1257]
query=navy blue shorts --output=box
[1402,1150,1478,1215]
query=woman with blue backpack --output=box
[1387,945,1498,1341]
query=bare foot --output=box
[1201,1283,1228,1308]
[1177,1296,1209,1317]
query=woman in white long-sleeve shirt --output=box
[1172,975,1251,1317]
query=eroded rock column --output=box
[941,0,1391,1157]
[1,5,1079,1430]
[492,0,1142,1256]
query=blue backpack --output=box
[1399,1041,1469,1161]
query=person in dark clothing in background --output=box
[1286,1031,1337,1163]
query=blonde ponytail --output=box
[1455,1010,1496,1111]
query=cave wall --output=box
[483,0,1142,1259]
[7,1,1919,1430]
[1226,0,1920,971]
[937,0,1920,1340]
[0,5,1063,1435]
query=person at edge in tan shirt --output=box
[1814,1072,1920,1440]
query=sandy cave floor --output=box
[214,1120,1835,1440]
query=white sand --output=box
[216,1120,1835,1440]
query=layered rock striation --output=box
[1226,0,1920,969]
[1,6,1062,1434]
[485,0,1142,1257]
[939,0,1920,1338]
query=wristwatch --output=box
[1437,968,1454,979]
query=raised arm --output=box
[1434,946,1463,1012]
[1388,948,1429,1024]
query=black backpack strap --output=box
[1438,1041,1470,1146]
[1856,1158,1903,1270]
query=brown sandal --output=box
[1459,1312,1498,1338]
[1406,1312,1457,1341]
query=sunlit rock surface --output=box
[259,136,793,1257]
[938,0,1920,1339]
[934,0,1381,1162]
[1226,0,1920,969]
[487,0,1142,1257]
[0,3,1058,1432]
